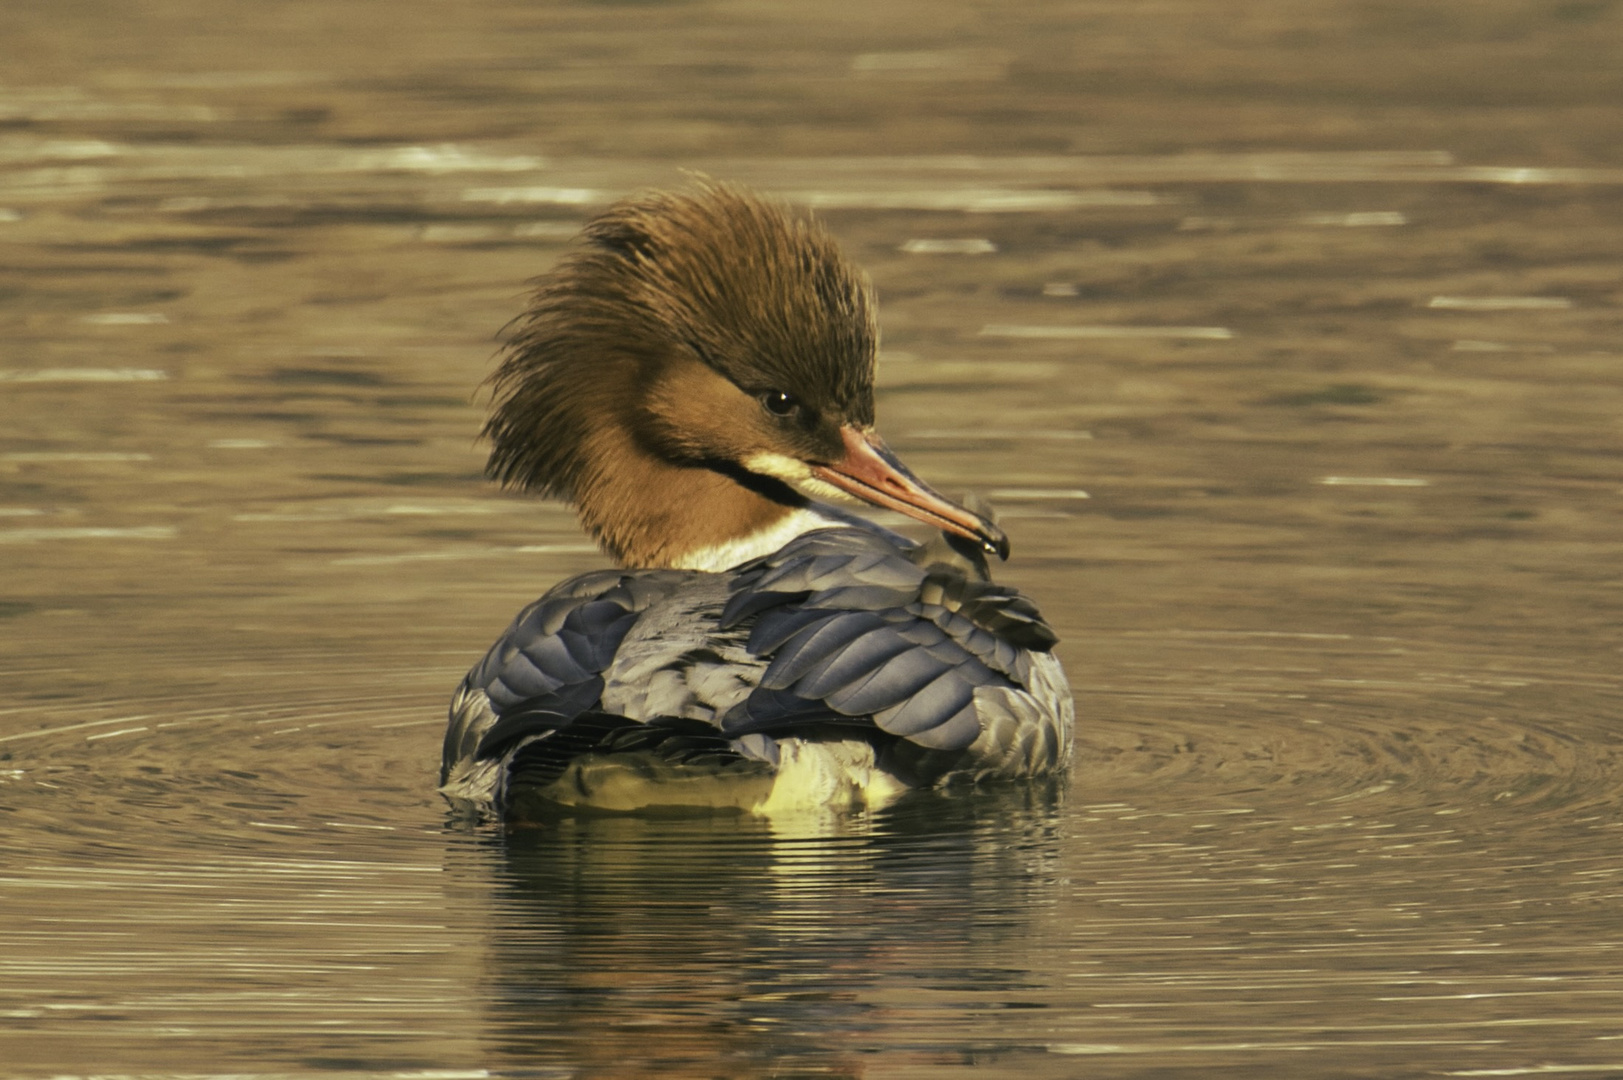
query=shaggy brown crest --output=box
[480,182,1008,570]
[480,184,882,568]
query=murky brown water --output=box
[4,1,1623,1076]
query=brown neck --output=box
[572,424,802,569]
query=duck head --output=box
[483,183,1008,570]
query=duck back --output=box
[440,523,1072,820]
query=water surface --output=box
[3,1,1622,1076]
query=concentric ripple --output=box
[5,0,1623,1074]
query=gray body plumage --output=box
[440,522,1073,818]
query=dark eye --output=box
[760,390,798,417]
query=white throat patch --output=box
[671,506,839,572]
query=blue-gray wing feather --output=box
[718,528,1060,755]
[443,524,1070,808]
[442,568,692,780]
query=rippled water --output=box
[4,1,1623,1076]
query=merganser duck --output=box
[439,183,1073,819]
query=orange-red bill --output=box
[811,425,1009,560]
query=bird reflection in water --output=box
[454,783,1067,1077]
